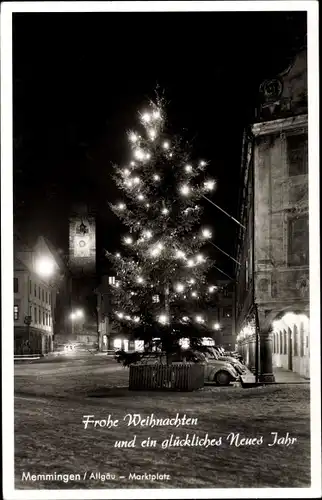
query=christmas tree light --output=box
[107,99,216,364]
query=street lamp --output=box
[213,323,221,331]
[70,309,85,338]
[35,256,56,278]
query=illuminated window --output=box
[134,340,144,352]
[14,305,19,321]
[114,338,122,350]
[152,294,160,303]
[109,276,116,285]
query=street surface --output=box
[14,354,311,489]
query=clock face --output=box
[74,236,90,257]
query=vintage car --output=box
[203,357,239,385]
[209,347,247,375]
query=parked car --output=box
[210,347,247,375]
[203,356,239,385]
[224,350,244,364]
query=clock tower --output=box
[69,203,96,275]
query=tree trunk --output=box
[164,283,171,365]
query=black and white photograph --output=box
[1,1,320,498]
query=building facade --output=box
[235,49,309,380]
[14,235,65,355]
[209,280,235,350]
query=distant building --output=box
[68,203,98,346]
[14,234,66,355]
[209,281,235,350]
[235,49,309,381]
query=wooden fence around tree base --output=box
[129,363,205,391]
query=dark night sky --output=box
[13,11,307,279]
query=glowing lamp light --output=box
[208,286,216,293]
[137,276,144,284]
[204,180,215,191]
[146,203,150,208]
[145,152,151,160]
[182,316,189,322]
[202,228,212,239]
[150,247,161,257]
[153,174,160,181]
[133,316,140,323]
[129,133,138,143]
[185,165,192,172]
[130,161,136,167]
[196,254,204,263]
[187,259,195,267]
[124,236,133,245]
[35,256,55,277]
[143,230,153,239]
[115,253,121,258]
[115,282,120,288]
[191,291,197,297]
[123,168,130,177]
[213,323,220,330]
[125,179,133,187]
[163,141,170,149]
[157,243,163,250]
[134,149,145,160]
[142,112,151,123]
[149,129,157,140]
[153,109,161,119]
[161,208,169,215]
[175,283,185,293]
[180,184,190,196]
[117,312,124,319]
[158,314,169,325]
[133,177,140,185]
[118,203,125,210]
[196,315,204,323]
[176,250,186,259]
[199,160,207,167]
[179,338,190,350]
[137,194,145,201]
[188,278,195,284]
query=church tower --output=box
[68,203,98,346]
[69,203,96,275]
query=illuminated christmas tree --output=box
[107,98,219,364]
